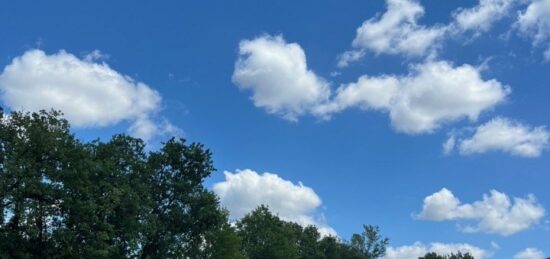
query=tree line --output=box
[0,108,475,259]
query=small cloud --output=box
[415,188,545,236]
[443,135,456,155]
[514,247,546,259]
[232,35,330,121]
[83,49,109,62]
[213,169,336,237]
[337,50,365,68]
[330,71,342,77]
[448,117,550,157]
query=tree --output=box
[349,225,389,259]
[204,219,244,259]
[139,137,226,258]
[0,109,79,257]
[419,252,475,259]
[236,205,389,259]
[0,109,232,258]
[0,108,392,259]
[57,135,150,257]
[297,225,325,259]
[420,252,446,259]
[237,205,300,259]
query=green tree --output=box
[237,205,300,259]
[139,137,226,258]
[349,225,389,259]
[0,109,233,258]
[0,109,79,258]
[297,225,326,259]
[0,108,391,259]
[419,252,475,259]
[56,135,149,257]
[420,252,446,259]
[205,218,244,259]
[319,236,344,258]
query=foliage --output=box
[0,108,389,258]
[0,109,228,258]
[419,252,475,259]
[236,205,389,259]
[349,225,390,259]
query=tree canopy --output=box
[419,252,475,259]
[0,108,394,258]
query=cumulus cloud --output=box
[341,0,447,63]
[233,34,509,135]
[0,49,180,142]
[452,0,517,34]
[384,242,490,259]
[213,169,336,236]
[517,0,550,43]
[515,248,546,259]
[316,60,510,134]
[516,0,550,59]
[232,35,331,121]
[338,0,520,66]
[416,188,545,236]
[446,117,550,157]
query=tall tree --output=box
[139,138,226,258]
[349,225,389,259]
[204,217,244,259]
[0,109,231,258]
[237,205,300,259]
[0,109,78,257]
[0,108,392,259]
[419,252,475,259]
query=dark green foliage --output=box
[0,109,78,258]
[298,225,326,259]
[205,219,244,259]
[0,108,390,258]
[0,109,229,258]
[349,225,390,259]
[237,205,300,259]
[420,252,446,259]
[419,252,475,259]
[236,205,389,259]
[139,138,224,258]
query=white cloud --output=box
[515,248,546,259]
[0,49,180,142]
[517,0,550,44]
[448,117,550,157]
[343,0,447,61]
[128,116,182,142]
[452,0,517,33]
[213,169,336,236]
[338,0,519,66]
[416,188,545,236]
[316,60,510,134]
[544,48,550,61]
[516,0,550,58]
[234,36,508,134]
[232,35,330,121]
[83,49,109,62]
[384,242,490,259]
[443,135,457,155]
[337,50,366,68]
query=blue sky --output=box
[1,0,549,258]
